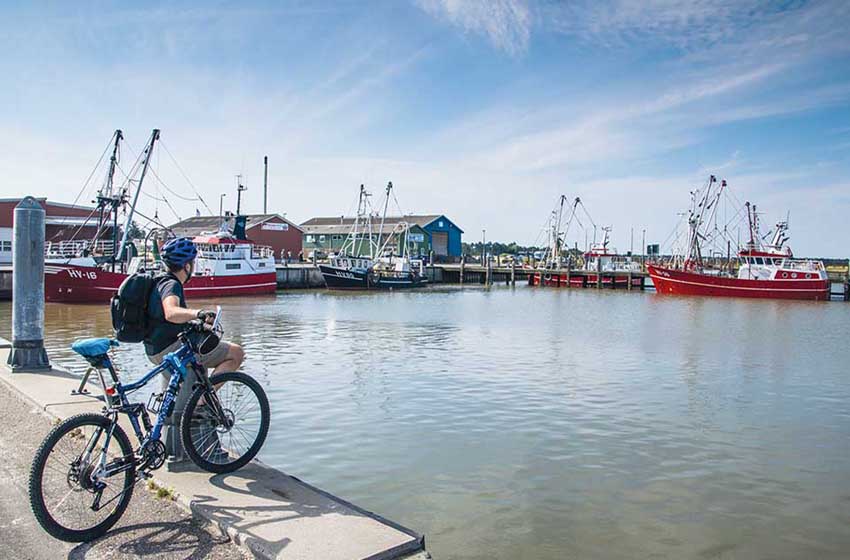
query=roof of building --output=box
[0,198,96,212]
[301,214,462,234]
[169,214,302,237]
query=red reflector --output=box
[105,386,117,396]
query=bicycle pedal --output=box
[138,470,153,480]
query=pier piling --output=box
[7,197,50,372]
[596,258,602,289]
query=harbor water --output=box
[2,286,849,559]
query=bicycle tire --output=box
[29,413,135,542]
[181,371,270,474]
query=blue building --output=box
[406,215,464,260]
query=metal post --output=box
[8,197,50,372]
[596,255,602,289]
[263,156,269,214]
[510,261,516,285]
[460,255,465,285]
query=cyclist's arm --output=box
[161,295,205,324]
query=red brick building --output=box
[169,214,303,262]
[0,198,107,264]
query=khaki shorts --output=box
[147,338,231,369]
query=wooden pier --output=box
[426,262,649,290]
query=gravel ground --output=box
[0,379,247,560]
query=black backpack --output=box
[110,272,162,343]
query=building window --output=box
[258,262,266,267]
[306,235,315,243]
[226,263,241,270]
[438,221,444,227]
[0,241,10,252]
[319,235,326,242]
[332,234,342,241]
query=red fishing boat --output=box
[647,176,829,301]
[529,197,643,288]
[45,231,276,303]
[44,129,277,303]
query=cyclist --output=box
[144,237,243,461]
[144,237,245,372]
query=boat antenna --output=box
[236,174,247,215]
[117,128,160,265]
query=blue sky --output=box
[1,1,849,256]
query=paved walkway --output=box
[0,375,247,560]
[0,344,428,560]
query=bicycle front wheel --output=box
[29,413,136,542]
[181,371,270,474]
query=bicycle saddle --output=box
[71,338,119,358]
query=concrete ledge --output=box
[0,348,428,560]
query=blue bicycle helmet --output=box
[161,237,198,266]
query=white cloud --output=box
[417,0,531,55]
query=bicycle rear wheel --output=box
[181,371,270,474]
[29,413,136,542]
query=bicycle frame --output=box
[89,337,221,480]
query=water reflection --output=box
[1,286,849,559]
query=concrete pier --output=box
[275,263,325,289]
[0,341,428,560]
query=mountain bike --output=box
[28,308,270,542]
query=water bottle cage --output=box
[146,392,164,414]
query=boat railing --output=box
[195,244,274,261]
[252,245,274,259]
[45,239,115,258]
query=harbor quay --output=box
[0,337,429,560]
[2,261,850,299]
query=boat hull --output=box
[319,264,426,290]
[529,271,643,288]
[45,263,277,303]
[647,264,830,301]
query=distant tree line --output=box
[462,241,543,256]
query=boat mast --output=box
[347,185,364,257]
[553,195,567,267]
[117,128,160,265]
[378,182,391,258]
[92,129,123,270]
[685,175,716,268]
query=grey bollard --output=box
[8,197,50,372]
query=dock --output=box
[426,262,649,290]
[1,263,848,300]
[0,338,428,560]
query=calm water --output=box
[2,286,850,559]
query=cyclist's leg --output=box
[147,341,197,461]
[197,339,244,374]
